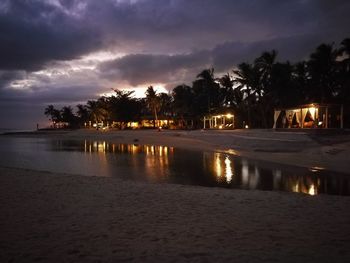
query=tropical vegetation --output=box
[45,38,350,129]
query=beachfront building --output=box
[273,103,343,129]
[203,113,234,129]
[111,118,175,129]
[140,119,175,129]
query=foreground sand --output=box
[1,166,350,262]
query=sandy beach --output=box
[1,129,350,262]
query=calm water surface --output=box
[0,137,349,196]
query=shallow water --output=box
[0,137,349,196]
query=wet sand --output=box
[1,129,350,262]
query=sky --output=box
[0,0,349,129]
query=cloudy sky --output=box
[0,0,349,129]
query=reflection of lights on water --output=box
[115,144,170,157]
[224,156,233,183]
[132,144,138,153]
[242,160,249,185]
[308,184,316,195]
[214,153,234,183]
[291,180,319,196]
[86,141,107,153]
[215,154,222,178]
[273,169,282,189]
[293,182,300,193]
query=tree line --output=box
[45,38,350,129]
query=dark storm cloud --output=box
[98,34,326,87]
[0,83,101,105]
[99,51,211,86]
[1,0,349,72]
[0,0,349,129]
[0,70,26,88]
[0,0,102,71]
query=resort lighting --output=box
[226,114,233,118]
[308,107,316,117]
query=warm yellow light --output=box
[224,156,233,183]
[226,113,233,118]
[219,125,223,129]
[309,107,316,117]
[308,184,316,196]
[215,154,222,177]
[293,183,299,193]
[245,125,249,129]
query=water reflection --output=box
[0,137,349,196]
[201,151,349,196]
[50,140,350,196]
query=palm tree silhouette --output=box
[145,86,161,128]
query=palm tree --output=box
[233,63,261,127]
[172,84,193,128]
[339,38,350,71]
[145,86,161,128]
[254,50,278,127]
[307,43,338,103]
[194,68,221,113]
[76,104,89,126]
[87,99,109,127]
[218,73,234,106]
[44,105,61,128]
[158,93,172,116]
[109,89,142,127]
[255,50,277,95]
[61,106,77,128]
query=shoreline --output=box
[3,128,350,174]
[1,130,350,262]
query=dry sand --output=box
[1,129,350,262]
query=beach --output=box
[1,129,350,262]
